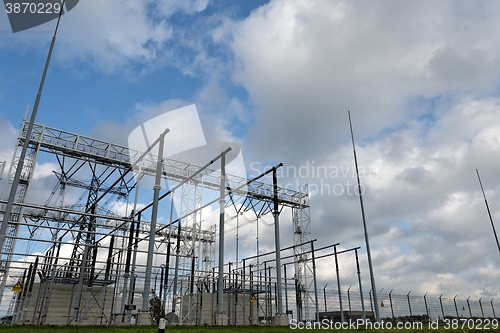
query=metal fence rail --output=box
[321,288,498,322]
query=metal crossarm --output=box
[0,117,313,323]
[21,121,309,208]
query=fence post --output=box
[389,289,394,320]
[284,264,289,319]
[467,296,472,318]
[354,248,366,321]
[334,244,344,323]
[407,291,412,318]
[242,260,246,326]
[479,298,484,318]
[424,293,429,320]
[323,284,328,312]
[439,294,445,320]
[347,286,352,321]
[491,299,496,318]
[453,295,458,318]
[369,289,373,313]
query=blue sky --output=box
[1,0,500,317]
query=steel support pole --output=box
[123,164,143,321]
[127,218,140,320]
[13,267,27,323]
[355,248,366,321]
[216,150,230,314]
[121,220,135,321]
[272,164,284,315]
[163,192,174,313]
[334,244,344,323]
[171,224,182,317]
[162,243,170,314]
[264,262,268,321]
[142,129,169,312]
[83,244,98,320]
[41,239,62,324]
[234,267,238,325]
[16,264,31,323]
[242,259,246,324]
[249,264,253,325]
[284,264,289,316]
[159,266,164,305]
[311,241,320,322]
[189,251,196,322]
[99,235,114,324]
[0,2,66,307]
[73,244,90,322]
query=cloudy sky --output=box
[1,0,500,315]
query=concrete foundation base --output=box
[273,315,289,326]
[213,313,228,326]
[114,320,130,326]
[136,312,153,326]
[181,293,257,325]
[70,319,99,326]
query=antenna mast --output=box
[476,169,500,255]
[348,111,380,322]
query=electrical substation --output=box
[0,9,355,326]
[3,4,500,328]
[1,117,497,327]
[0,109,328,326]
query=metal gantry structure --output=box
[0,110,315,325]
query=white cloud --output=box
[156,0,209,17]
[1,0,500,314]
[224,0,500,299]
[0,117,16,190]
[0,0,216,76]
[231,0,500,161]
[55,0,172,73]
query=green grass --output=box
[1,325,500,333]
[0,327,292,333]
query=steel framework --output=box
[0,113,314,324]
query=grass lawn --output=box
[1,325,500,333]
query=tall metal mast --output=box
[348,111,380,322]
[0,0,67,306]
[476,169,500,255]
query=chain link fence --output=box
[319,287,498,322]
